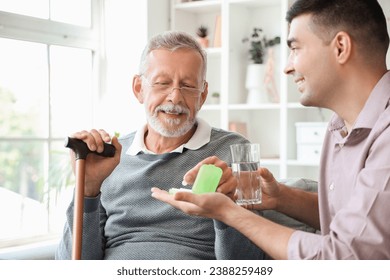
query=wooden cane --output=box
[64,137,115,260]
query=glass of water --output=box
[230,143,262,205]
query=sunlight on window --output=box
[0,38,48,137]
[0,142,47,239]
[0,0,98,253]
[0,39,92,244]
[50,0,91,27]
[0,0,91,27]
[50,46,93,137]
[0,0,49,19]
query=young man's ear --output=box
[132,75,144,103]
[333,31,352,64]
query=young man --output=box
[152,0,390,259]
[56,31,263,260]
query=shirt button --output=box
[329,183,335,191]
[339,143,344,148]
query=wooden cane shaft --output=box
[72,159,86,260]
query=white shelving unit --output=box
[170,0,332,180]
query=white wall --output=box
[147,0,170,39]
[96,0,169,136]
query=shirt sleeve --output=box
[288,127,390,260]
[55,193,107,260]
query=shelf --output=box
[287,102,305,109]
[261,158,280,166]
[206,47,222,56]
[174,0,221,13]
[174,0,281,14]
[229,0,281,8]
[228,103,280,110]
[287,160,320,167]
[202,104,221,110]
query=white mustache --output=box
[155,104,190,115]
[146,103,197,138]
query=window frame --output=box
[0,0,105,248]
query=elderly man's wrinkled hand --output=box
[181,156,237,200]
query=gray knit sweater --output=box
[55,127,264,260]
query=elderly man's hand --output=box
[181,156,237,200]
[69,129,122,197]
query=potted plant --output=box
[242,28,280,64]
[242,28,280,103]
[196,25,209,48]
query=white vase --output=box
[245,64,268,104]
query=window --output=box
[0,0,91,26]
[0,0,103,247]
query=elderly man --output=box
[56,31,263,260]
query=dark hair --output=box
[286,0,389,56]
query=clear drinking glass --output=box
[230,143,262,205]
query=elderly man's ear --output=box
[200,81,209,106]
[133,75,144,103]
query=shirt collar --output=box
[126,117,211,155]
[329,70,390,138]
[353,70,390,130]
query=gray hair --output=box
[138,31,207,80]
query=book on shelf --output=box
[229,121,248,138]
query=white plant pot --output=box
[247,88,269,104]
[210,96,220,104]
[245,64,268,104]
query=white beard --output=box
[146,103,197,137]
